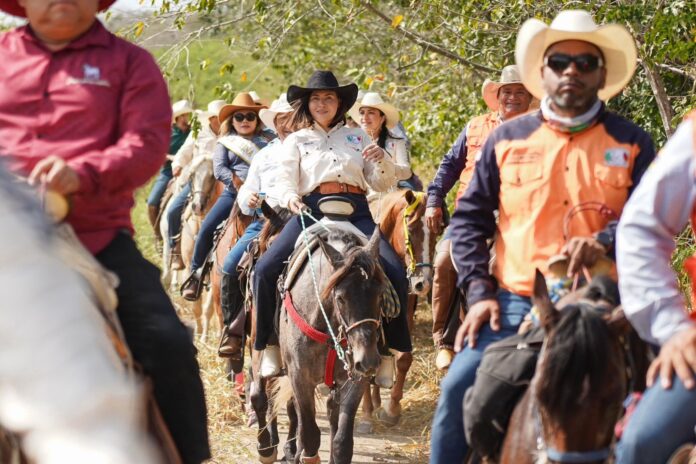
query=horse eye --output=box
[335,294,345,306]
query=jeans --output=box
[146,170,173,207]
[96,233,210,463]
[253,192,411,353]
[429,290,532,464]
[616,377,696,463]
[166,183,191,248]
[222,218,264,277]
[190,189,235,271]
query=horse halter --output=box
[402,191,432,276]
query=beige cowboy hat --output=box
[172,99,194,122]
[196,99,227,123]
[482,65,527,111]
[259,93,294,132]
[515,10,637,101]
[0,0,115,16]
[348,92,401,129]
[218,92,268,123]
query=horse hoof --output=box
[283,441,296,462]
[356,419,374,434]
[377,407,401,426]
[258,448,277,463]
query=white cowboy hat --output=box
[515,10,637,101]
[481,65,526,111]
[196,99,227,121]
[259,93,293,132]
[348,92,400,129]
[172,99,193,122]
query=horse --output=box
[160,155,221,338]
[499,270,650,464]
[361,189,437,429]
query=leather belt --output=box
[313,182,365,195]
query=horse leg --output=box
[284,398,298,462]
[202,287,215,338]
[250,377,277,463]
[327,387,340,463]
[331,378,366,464]
[356,386,374,434]
[406,294,418,333]
[290,375,320,463]
[371,384,381,409]
[191,298,203,339]
[378,351,413,426]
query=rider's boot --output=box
[375,348,395,389]
[218,274,245,363]
[432,240,457,370]
[170,237,185,271]
[181,269,201,301]
[260,345,282,378]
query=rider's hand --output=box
[562,236,607,277]
[647,325,696,390]
[362,143,385,162]
[172,165,183,177]
[28,156,80,195]
[248,192,260,209]
[288,197,306,215]
[425,206,444,235]
[454,298,500,351]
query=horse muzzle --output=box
[409,272,432,297]
[351,347,381,377]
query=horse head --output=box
[189,155,215,216]
[319,228,384,377]
[531,270,635,462]
[401,190,434,297]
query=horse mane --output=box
[258,207,293,254]
[320,230,385,301]
[373,190,411,226]
[189,154,213,172]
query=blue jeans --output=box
[190,189,236,271]
[147,171,173,207]
[222,219,264,278]
[429,290,532,464]
[616,377,696,463]
[166,183,191,248]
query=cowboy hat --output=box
[287,70,359,116]
[172,99,193,122]
[218,92,267,123]
[348,92,401,129]
[195,99,227,122]
[259,93,293,133]
[515,10,637,102]
[481,65,528,111]
[0,0,115,16]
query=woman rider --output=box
[253,71,412,377]
[348,92,414,190]
[181,93,273,300]
[217,94,294,362]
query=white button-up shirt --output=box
[617,117,696,346]
[274,122,395,208]
[237,138,283,215]
[384,134,412,182]
[171,122,218,181]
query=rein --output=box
[401,191,432,276]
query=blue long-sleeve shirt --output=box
[426,125,468,208]
[213,131,274,192]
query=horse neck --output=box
[380,199,406,260]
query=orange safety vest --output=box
[455,112,501,200]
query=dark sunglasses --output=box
[233,112,258,122]
[544,53,604,73]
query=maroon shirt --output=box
[0,20,171,253]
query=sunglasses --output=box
[544,53,604,73]
[233,112,258,122]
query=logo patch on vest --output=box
[345,134,362,145]
[604,148,629,167]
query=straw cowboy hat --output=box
[515,10,637,102]
[172,99,193,122]
[218,92,267,123]
[348,92,401,129]
[481,65,527,111]
[0,0,115,16]
[259,93,293,132]
[196,99,227,122]
[287,70,359,116]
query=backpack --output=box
[463,326,545,460]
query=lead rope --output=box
[298,210,350,372]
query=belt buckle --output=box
[340,183,347,193]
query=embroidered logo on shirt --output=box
[346,135,362,145]
[604,148,629,167]
[66,64,111,87]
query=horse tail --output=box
[269,376,293,420]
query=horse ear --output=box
[366,227,381,260]
[607,306,633,337]
[403,189,416,205]
[533,269,558,331]
[318,237,343,269]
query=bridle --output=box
[402,191,433,277]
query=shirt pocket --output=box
[499,161,545,214]
[594,164,632,189]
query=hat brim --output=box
[0,0,116,16]
[218,103,267,124]
[348,102,400,129]
[259,106,293,133]
[515,19,637,101]
[287,83,359,118]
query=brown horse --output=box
[362,189,437,429]
[499,271,649,464]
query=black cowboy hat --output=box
[287,70,359,115]
[0,0,116,17]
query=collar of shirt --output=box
[312,121,346,135]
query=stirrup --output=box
[260,345,282,378]
[180,269,204,300]
[374,354,395,389]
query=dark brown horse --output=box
[362,189,437,428]
[500,271,649,464]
